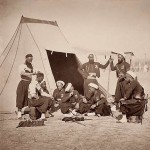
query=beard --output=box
[118,59,123,64]
[89,59,94,64]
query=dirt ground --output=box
[0,72,150,150]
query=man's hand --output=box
[109,58,114,63]
[83,98,87,103]
[120,98,125,101]
[54,103,59,107]
[32,95,39,99]
[69,92,73,97]
[57,98,61,101]
[32,72,37,75]
[100,94,105,99]
[91,104,96,109]
[88,73,96,78]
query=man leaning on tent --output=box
[78,53,111,98]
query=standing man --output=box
[16,54,36,119]
[110,52,130,104]
[78,53,110,97]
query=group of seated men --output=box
[16,53,147,123]
[28,72,111,120]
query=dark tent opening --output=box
[46,50,84,95]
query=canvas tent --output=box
[0,16,112,112]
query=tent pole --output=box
[106,58,111,100]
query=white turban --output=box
[126,71,137,79]
[88,83,99,90]
[87,52,97,61]
[118,52,126,58]
[56,80,65,87]
[65,83,72,92]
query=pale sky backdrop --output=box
[0,0,150,60]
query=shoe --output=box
[62,117,73,122]
[39,113,47,121]
[74,117,84,121]
[64,112,73,117]
[45,111,50,118]
[111,105,116,112]
[96,114,101,117]
[119,115,127,123]
[71,110,77,116]
[84,113,88,116]
[49,113,54,117]
[87,112,95,116]
[17,111,22,119]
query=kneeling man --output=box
[78,83,111,116]
[28,72,51,120]
[119,71,145,123]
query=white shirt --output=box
[28,80,51,99]
[28,80,41,99]
[19,64,37,75]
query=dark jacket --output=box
[61,90,80,103]
[110,61,130,78]
[125,80,144,99]
[86,90,107,105]
[78,61,109,79]
[53,88,65,101]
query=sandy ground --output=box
[0,72,150,150]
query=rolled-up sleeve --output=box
[18,64,26,75]
[98,61,109,69]
[28,82,37,98]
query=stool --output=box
[29,107,41,120]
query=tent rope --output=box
[0,23,20,58]
[57,25,74,54]
[25,23,52,95]
[57,25,71,45]
[0,23,22,96]
[0,23,21,68]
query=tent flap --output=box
[46,50,84,95]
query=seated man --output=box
[40,81,50,96]
[60,83,80,116]
[78,83,111,116]
[119,71,145,123]
[28,72,52,120]
[40,80,56,116]
[53,80,65,103]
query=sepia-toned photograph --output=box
[0,0,150,150]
